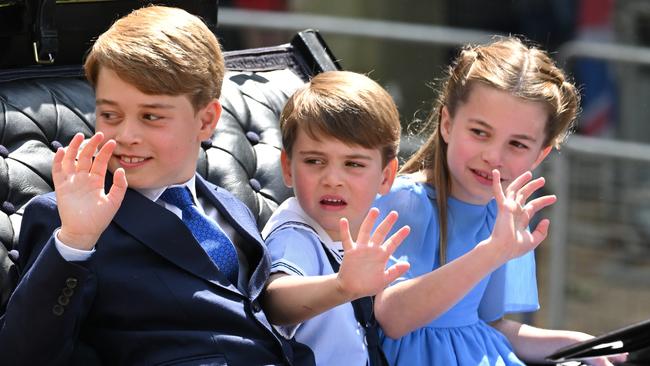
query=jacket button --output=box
[52,304,64,316]
[58,295,70,306]
[65,278,78,289]
[62,287,74,297]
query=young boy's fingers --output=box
[75,133,104,172]
[369,210,399,247]
[339,217,354,253]
[90,139,116,177]
[383,261,410,286]
[356,208,380,246]
[60,133,85,174]
[380,225,410,256]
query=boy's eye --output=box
[142,113,161,121]
[305,158,324,165]
[346,161,365,168]
[98,111,118,121]
[510,141,529,149]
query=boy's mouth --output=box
[319,196,347,208]
[116,154,150,167]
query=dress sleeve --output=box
[372,177,438,283]
[478,250,540,322]
[265,226,325,277]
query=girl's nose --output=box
[481,146,503,168]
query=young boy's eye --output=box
[304,158,324,165]
[510,140,529,149]
[346,161,365,168]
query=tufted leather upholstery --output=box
[0,30,340,309]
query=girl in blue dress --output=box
[372,37,627,365]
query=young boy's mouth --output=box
[319,196,347,209]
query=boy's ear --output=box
[280,149,293,188]
[378,157,398,195]
[531,145,553,171]
[197,99,222,141]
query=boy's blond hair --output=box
[84,6,224,111]
[280,71,401,167]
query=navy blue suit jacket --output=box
[0,175,314,365]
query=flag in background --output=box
[574,0,617,136]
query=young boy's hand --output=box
[483,169,556,263]
[336,208,410,300]
[53,132,128,250]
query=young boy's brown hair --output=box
[280,70,401,167]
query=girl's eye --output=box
[470,128,487,137]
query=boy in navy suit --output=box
[0,6,314,365]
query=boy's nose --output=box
[114,120,142,145]
[321,166,344,187]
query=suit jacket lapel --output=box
[195,175,270,300]
[111,184,241,295]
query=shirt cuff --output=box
[54,228,95,261]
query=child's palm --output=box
[337,208,410,299]
[490,170,556,262]
[53,133,127,249]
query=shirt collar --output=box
[137,175,199,205]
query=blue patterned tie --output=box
[161,187,239,284]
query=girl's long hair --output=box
[401,36,580,264]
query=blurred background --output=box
[215,0,650,336]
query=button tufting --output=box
[0,145,8,158]
[51,141,63,151]
[245,131,260,145]
[249,178,261,192]
[1,201,15,215]
[8,250,18,262]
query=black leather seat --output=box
[0,29,340,310]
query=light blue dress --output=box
[373,175,539,366]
